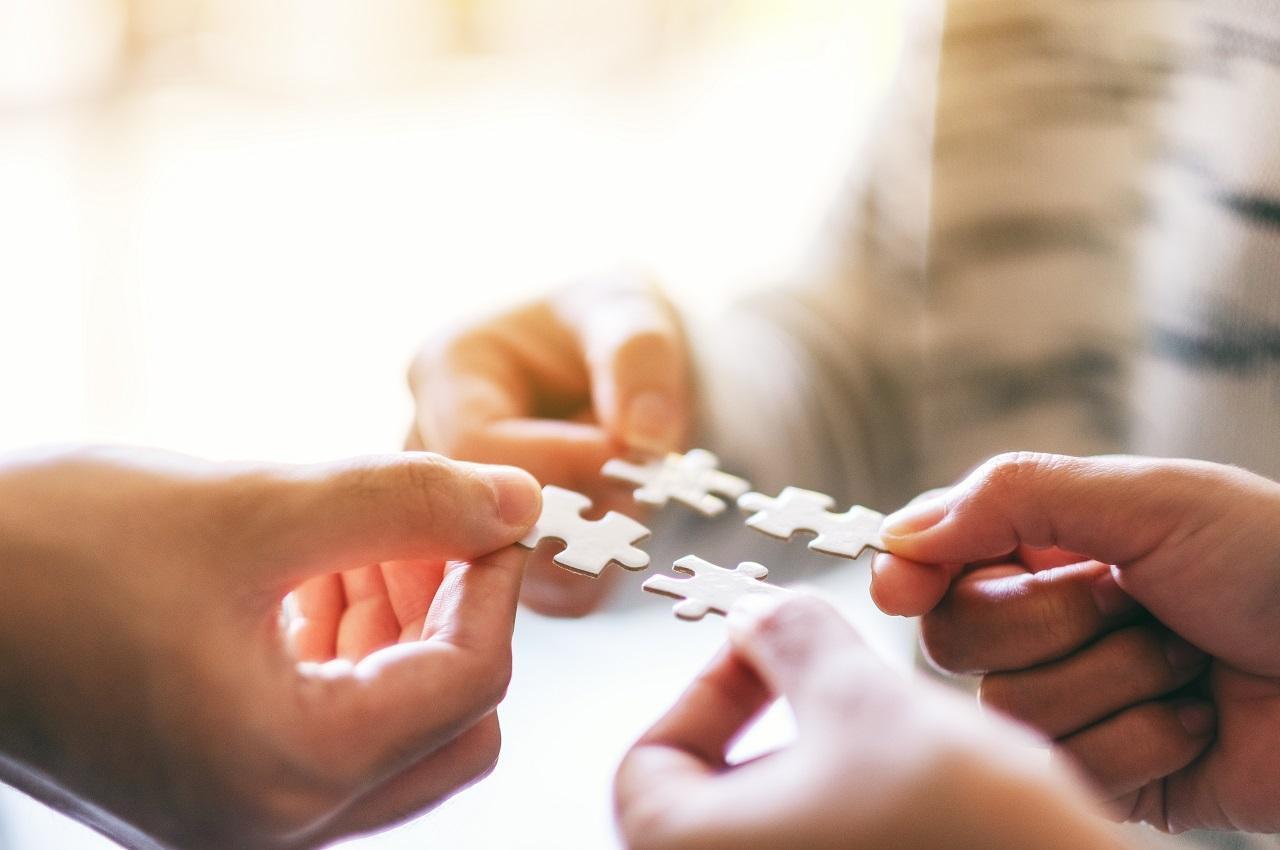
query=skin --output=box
[615,593,1128,850]
[872,452,1280,833]
[0,445,541,849]
[400,273,691,617]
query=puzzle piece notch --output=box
[602,449,750,517]
[738,486,886,560]
[643,555,790,620]
[518,485,651,577]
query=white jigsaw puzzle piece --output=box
[642,555,790,620]
[602,448,750,516]
[738,486,886,560]
[519,485,651,577]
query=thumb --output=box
[726,593,888,723]
[878,453,1280,672]
[553,273,690,454]
[878,453,1255,568]
[251,452,541,586]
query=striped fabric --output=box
[700,0,1280,510]
[693,2,1280,843]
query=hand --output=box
[0,445,540,849]
[406,273,691,616]
[873,452,1280,832]
[614,594,1124,850]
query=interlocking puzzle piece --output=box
[642,555,790,620]
[602,449,750,516]
[518,485,651,577]
[738,487,886,560]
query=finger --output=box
[921,560,1139,675]
[409,301,583,453]
[336,565,402,660]
[614,649,772,833]
[256,453,540,587]
[634,648,772,767]
[880,452,1254,569]
[979,626,1209,738]
[379,559,446,637]
[552,275,689,454]
[311,713,502,845]
[304,546,526,783]
[725,593,887,722]
[448,418,621,501]
[286,575,345,661]
[1055,699,1215,800]
[1017,544,1088,572]
[870,552,960,617]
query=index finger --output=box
[615,648,772,819]
[410,301,587,453]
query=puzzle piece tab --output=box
[603,449,750,516]
[738,487,885,560]
[518,485,651,577]
[642,555,790,620]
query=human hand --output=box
[873,452,1280,832]
[614,594,1124,850]
[406,273,691,616]
[0,445,540,849]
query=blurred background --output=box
[0,1,908,847]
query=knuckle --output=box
[918,611,975,674]
[202,467,296,559]
[971,451,1056,500]
[921,601,988,675]
[1110,627,1186,693]
[472,650,515,709]
[1126,703,1175,746]
[387,454,485,524]
[1024,586,1082,655]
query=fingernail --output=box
[624,391,680,454]
[487,467,541,526]
[1176,701,1216,737]
[1164,635,1208,672]
[726,591,786,633]
[881,497,947,538]
[1090,568,1138,617]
